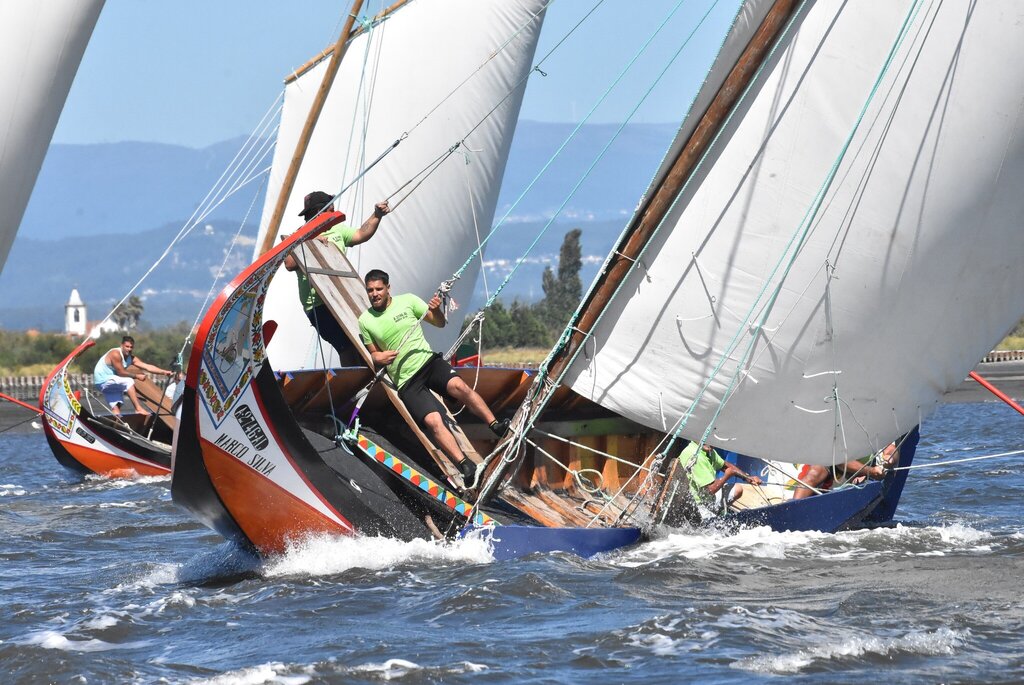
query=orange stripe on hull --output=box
[203,440,354,555]
[61,440,170,478]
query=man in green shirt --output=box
[358,269,509,489]
[284,190,390,362]
[679,441,761,513]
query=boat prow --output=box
[41,339,172,478]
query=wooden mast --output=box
[258,0,367,257]
[475,0,802,508]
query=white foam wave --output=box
[22,629,150,653]
[187,662,310,685]
[0,483,26,496]
[613,520,999,565]
[735,627,967,674]
[351,658,486,680]
[614,525,830,565]
[83,474,170,488]
[353,659,422,680]
[263,534,493,578]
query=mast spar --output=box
[258,0,367,256]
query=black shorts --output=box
[398,354,459,424]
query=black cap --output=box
[298,191,335,220]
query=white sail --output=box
[256,0,547,370]
[0,0,104,275]
[562,1,1024,464]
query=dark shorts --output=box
[398,354,459,424]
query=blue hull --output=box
[462,524,643,560]
[725,427,920,532]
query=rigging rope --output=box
[93,93,284,342]
[892,449,1024,471]
[678,0,927,458]
[450,0,718,288]
[180,176,271,362]
[526,0,927,521]
[471,0,733,509]
[499,0,929,527]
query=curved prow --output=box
[171,212,432,554]
[41,338,172,477]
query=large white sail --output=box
[561,1,1024,464]
[0,0,104,275]
[256,0,547,370]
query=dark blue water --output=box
[2,401,1022,684]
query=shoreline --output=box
[4,362,1021,435]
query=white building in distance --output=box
[64,289,120,339]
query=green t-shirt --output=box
[358,293,434,389]
[295,224,357,311]
[679,442,726,503]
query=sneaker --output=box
[489,418,511,438]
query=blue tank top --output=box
[93,348,133,385]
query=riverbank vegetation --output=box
[1,224,1021,375]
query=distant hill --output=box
[3,120,678,330]
[0,220,259,331]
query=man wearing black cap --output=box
[284,191,390,361]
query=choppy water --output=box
[1,402,1022,684]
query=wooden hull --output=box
[40,340,171,478]
[171,215,912,559]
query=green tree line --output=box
[462,228,584,351]
[0,323,193,376]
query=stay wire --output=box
[450,0,699,284]
[180,174,270,361]
[482,0,722,309]
[93,93,284,339]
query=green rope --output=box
[483,0,729,309]
[525,0,808,424]
[682,0,927,454]
[450,0,705,285]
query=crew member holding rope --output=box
[284,191,390,361]
[93,335,173,416]
[791,443,896,499]
[681,441,761,515]
[357,269,509,489]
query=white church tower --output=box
[65,288,86,336]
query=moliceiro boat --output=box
[41,340,174,478]
[172,0,1024,558]
[170,214,642,559]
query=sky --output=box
[53,0,743,148]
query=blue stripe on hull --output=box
[461,524,642,560]
[728,481,882,533]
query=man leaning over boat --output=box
[283,190,390,362]
[673,441,762,521]
[93,335,173,416]
[358,268,509,490]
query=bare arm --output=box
[349,201,390,246]
[131,357,172,377]
[423,294,446,328]
[365,341,398,367]
[706,462,761,495]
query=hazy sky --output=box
[53,0,742,148]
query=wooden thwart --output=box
[129,371,177,432]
